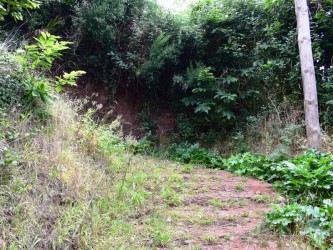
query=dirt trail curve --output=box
[166,167,299,250]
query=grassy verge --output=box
[0,97,186,249]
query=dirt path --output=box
[161,166,299,249]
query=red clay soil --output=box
[168,168,299,250]
[70,79,177,139]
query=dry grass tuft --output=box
[0,96,173,249]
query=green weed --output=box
[161,187,183,207]
[252,195,269,203]
[235,183,245,192]
[145,214,172,247]
[209,198,225,209]
[200,234,220,244]
[223,233,232,240]
[181,164,194,174]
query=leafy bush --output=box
[1,32,85,112]
[273,150,333,205]
[222,152,283,181]
[138,33,181,88]
[73,0,182,95]
[267,200,333,248]
[16,32,85,109]
[223,149,333,205]
[11,0,333,146]
[174,63,237,128]
[169,142,223,168]
[138,107,157,136]
[18,31,71,70]
[173,113,197,142]
[0,0,40,20]
[128,136,156,155]
[221,149,333,247]
[266,203,306,234]
[0,48,23,108]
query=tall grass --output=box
[0,97,174,249]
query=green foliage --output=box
[320,66,333,127]
[0,32,84,122]
[72,0,182,96]
[9,0,333,144]
[55,70,86,92]
[174,64,237,126]
[138,33,180,88]
[173,0,299,131]
[312,0,333,127]
[173,113,197,142]
[0,0,40,20]
[266,204,307,234]
[16,32,85,107]
[266,200,333,248]
[23,76,53,104]
[0,49,23,108]
[273,150,333,205]
[138,106,157,135]
[222,152,282,181]
[169,142,223,168]
[18,31,70,70]
[223,149,333,205]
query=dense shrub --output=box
[72,0,183,97]
[266,200,333,248]
[0,48,23,108]
[0,0,40,20]
[172,0,300,132]
[223,149,333,205]
[221,148,333,248]
[222,152,283,181]
[273,150,333,205]
[169,142,223,168]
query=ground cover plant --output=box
[215,149,333,248]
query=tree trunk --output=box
[295,0,322,150]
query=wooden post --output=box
[295,0,322,150]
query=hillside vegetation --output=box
[1,0,333,249]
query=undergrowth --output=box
[0,98,177,249]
